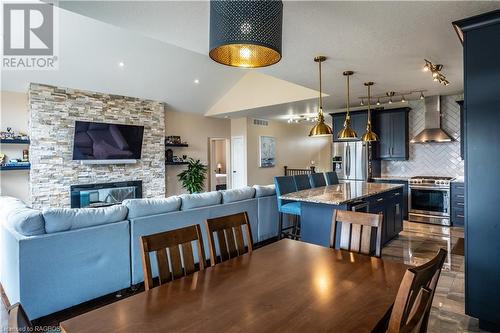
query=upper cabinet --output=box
[330,107,410,160]
[372,108,410,161]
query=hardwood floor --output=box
[0,222,485,332]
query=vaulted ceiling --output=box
[3,1,500,119]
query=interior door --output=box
[230,136,246,188]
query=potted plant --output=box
[177,158,208,194]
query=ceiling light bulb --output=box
[239,47,251,59]
[432,72,438,78]
[194,79,200,84]
[401,96,406,103]
[420,92,425,99]
[376,98,381,106]
[423,65,429,72]
[118,61,125,67]
[360,99,364,106]
[388,98,393,104]
[433,77,439,82]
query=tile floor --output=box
[0,222,487,332]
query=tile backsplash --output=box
[381,94,464,178]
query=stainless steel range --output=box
[408,176,455,226]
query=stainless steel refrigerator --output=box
[332,141,370,181]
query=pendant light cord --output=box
[346,74,350,120]
[367,84,371,125]
[318,60,323,115]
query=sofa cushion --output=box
[0,196,45,236]
[220,187,256,203]
[253,185,276,197]
[123,197,181,219]
[180,192,221,211]
[43,205,128,234]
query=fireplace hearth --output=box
[70,181,142,208]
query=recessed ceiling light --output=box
[194,79,200,84]
[118,61,125,67]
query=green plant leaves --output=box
[177,158,208,194]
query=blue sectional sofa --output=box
[0,185,278,320]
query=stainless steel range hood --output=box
[411,95,453,143]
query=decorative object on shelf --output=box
[423,59,450,86]
[177,158,208,194]
[358,89,427,105]
[309,56,333,137]
[0,153,5,164]
[361,82,379,142]
[217,162,222,173]
[259,136,276,168]
[209,0,283,68]
[165,136,182,145]
[0,127,30,141]
[22,149,29,162]
[337,71,358,140]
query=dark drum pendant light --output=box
[209,0,283,68]
[309,56,333,137]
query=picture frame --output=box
[259,136,276,168]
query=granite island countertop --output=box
[280,180,404,205]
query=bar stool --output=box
[293,174,312,191]
[274,176,301,240]
[325,171,340,185]
[309,173,327,188]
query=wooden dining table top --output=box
[60,239,409,333]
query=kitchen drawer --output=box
[452,207,465,227]
[452,192,465,203]
[451,182,465,196]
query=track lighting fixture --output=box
[376,98,381,106]
[423,59,450,86]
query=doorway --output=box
[230,136,246,189]
[208,138,230,191]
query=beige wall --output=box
[234,117,331,186]
[165,109,230,196]
[0,91,30,202]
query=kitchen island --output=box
[280,181,404,248]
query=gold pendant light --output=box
[337,71,358,140]
[361,82,379,142]
[309,56,333,137]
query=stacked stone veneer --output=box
[29,83,165,208]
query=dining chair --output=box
[309,172,327,187]
[274,176,301,240]
[293,174,312,191]
[325,171,340,185]
[398,287,433,333]
[140,224,206,290]
[387,248,447,333]
[8,303,32,332]
[205,212,253,266]
[330,210,383,258]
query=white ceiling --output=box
[3,1,500,119]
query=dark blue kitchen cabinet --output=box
[450,181,465,227]
[457,100,465,160]
[454,9,500,331]
[372,108,410,160]
[372,178,409,220]
[330,111,367,142]
[367,188,404,244]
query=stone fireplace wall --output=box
[29,83,165,208]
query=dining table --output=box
[60,239,409,333]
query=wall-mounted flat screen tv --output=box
[72,121,144,161]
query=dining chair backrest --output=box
[274,176,298,209]
[330,210,383,257]
[8,303,32,331]
[294,174,312,191]
[309,173,327,188]
[325,171,340,185]
[205,212,253,266]
[388,248,447,333]
[140,225,206,290]
[399,287,432,333]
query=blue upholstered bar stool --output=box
[325,171,340,185]
[274,176,301,240]
[294,174,312,191]
[309,173,327,188]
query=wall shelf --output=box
[0,164,30,171]
[165,161,189,166]
[0,139,30,144]
[165,143,189,148]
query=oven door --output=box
[409,186,450,217]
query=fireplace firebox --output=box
[70,181,142,208]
